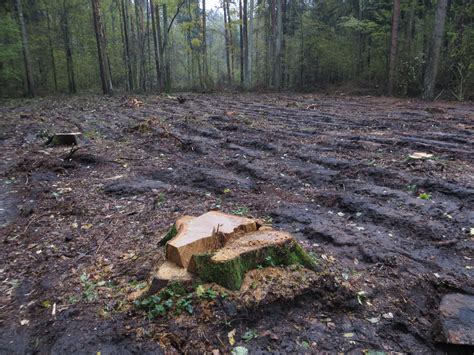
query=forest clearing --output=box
[1,0,474,353]
[1,93,473,353]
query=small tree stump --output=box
[48,132,82,146]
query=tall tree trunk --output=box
[388,0,401,96]
[120,0,133,90]
[92,0,113,94]
[62,0,76,94]
[274,0,282,88]
[150,0,162,90]
[202,0,208,88]
[242,0,249,88]
[239,0,244,85]
[247,0,254,88]
[135,0,147,91]
[225,0,235,82]
[422,0,448,100]
[44,1,58,91]
[162,3,171,91]
[156,3,164,89]
[223,0,232,84]
[15,0,34,97]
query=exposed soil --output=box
[0,93,473,354]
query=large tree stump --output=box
[151,212,317,292]
[166,211,257,270]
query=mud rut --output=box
[0,93,473,353]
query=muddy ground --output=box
[0,93,473,354]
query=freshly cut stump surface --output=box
[211,230,293,262]
[166,211,257,270]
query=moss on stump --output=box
[192,230,316,290]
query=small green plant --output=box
[263,255,276,267]
[232,207,249,216]
[80,273,98,302]
[134,295,166,319]
[308,252,320,265]
[196,285,218,300]
[133,283,191,319]
[176,295,194,315]
[159,224,178,246]
[153,193,167,208]
[299,340,310,349]
[241,329,258,343]
[406,184,417,194]
[418,192,432,200]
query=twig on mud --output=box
[348,337,382,348]
[95,234,112,256]
[118,155,151,161]
[156,121,194,150]
[433,90,444,102]
[433,239,458,247]
[20,212,51,236]
[64,146,82,160]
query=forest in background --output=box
[1,0,473,100]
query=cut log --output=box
[48,132,82,146]
[166,211,257,270]
[191,230,317,290]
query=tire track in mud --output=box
[159,95,473,285]
[2,94,471,353]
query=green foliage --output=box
[241,329,258,343]
[0,0,472,98]
[80,273,98,302]
[418,193,432,200]
[232,207,249,216]
[159,223,178,246]
[196,285,219,300]
[193,241,317,290]
[133,282,192,319]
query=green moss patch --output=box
[192,240,316,290]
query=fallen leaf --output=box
[409,152,433,159]
[367,317,380,324]
[382,312,394,319]
[231,346,248,355]
[344,332,355,338]
[196,285,205,297]
[20,319,29,326]
[228,329,236,346]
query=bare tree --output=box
[422,0,448,100]
[202,0,208,87]
[91,0,113,94]
[120,0,133,90]
[61,0,76,94]
[223,0,232,83]
[388,0,401,96]
[150,0,162,90]
[15,0,34,96]
[274,0,282,88]
[247,0,254,88]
